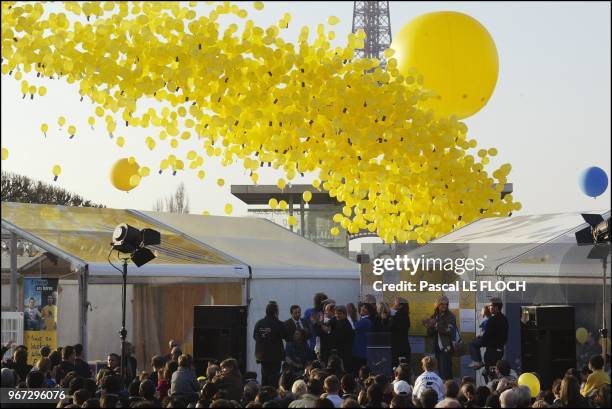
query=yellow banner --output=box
[25,331,57,365]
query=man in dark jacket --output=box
[254,301,289,387]
[73,344,92,379]
[284,305,311,340]
[331,306,354,372]
[389,297,411,367]
[55,345,76,386]
[481,298,509,380]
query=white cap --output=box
[393,380,413,396]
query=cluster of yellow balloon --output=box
[1,1,520,243]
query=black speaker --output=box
[521,305,575,389]
[194,305,248,375]
[366,332,392,376]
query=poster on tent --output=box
[23,278,58,364]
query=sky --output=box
[1,2,610,225]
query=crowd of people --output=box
[1,292,610,408]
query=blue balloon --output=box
[579,167,609,198]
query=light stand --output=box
[120,258,128,383]
[109,224,160,385]
[576,214,611,367]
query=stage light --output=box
[575,214,611,245]
[112,223,142,253]
[131,247,156,267]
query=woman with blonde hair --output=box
[377,302,391,331]
[422,295,457,380]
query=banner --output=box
[23,278,58,364]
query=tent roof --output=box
[436,211,609,244]
[139,210,359,278]
[431,210,611,282]
[0,202,358,280]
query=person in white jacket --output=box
[413,355,445,402]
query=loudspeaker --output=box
[521,305,575,389]
[194,305,248,375]
[366,332,392,376]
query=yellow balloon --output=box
[58,116,66,127]
[303,190,313,202]
[392,12,499,119]
[116,136,125,147]
[1,148,8,161]
[224,203,233,215]
[268,198,278,209]
[217,178,225,187]
[129,174,141,187]
[110,158,140,191]
[288,215,297,226]
[517,373,540,398]
[277,178,286,190]
[330,227,339,236]
[576,327,589,344]
[279,200,288,211]
[52,164,62,181]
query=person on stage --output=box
[423,295,456,380]
[254,301,289,387]
[479,297,509,379]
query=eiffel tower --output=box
[351,1,392,63]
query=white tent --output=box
[1,202,359,373]
[136,211,359,373]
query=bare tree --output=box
[153,182,190,213]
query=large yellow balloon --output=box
[110,158,140,191]
[517,373,540,398]
[391,11,499,119]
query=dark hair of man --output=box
[74,344,84,356]
[445,379,459,398]
[151,355,165,370]
[496,359,511,376]
[421,388,439,409]
[265,301,279,317]
[69,376,86,395]
[290,305,301,314]
[73,389,92,406]
[63,345,75,360]
[396,363,411,383]
[102,375,122,394]
[14,348,28,365]
[82,398,100,408]
[341,374,356,394]
[100,394,119,409]
[589,354,604,370]
[308,378,324,396]
[26,370,45,388]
